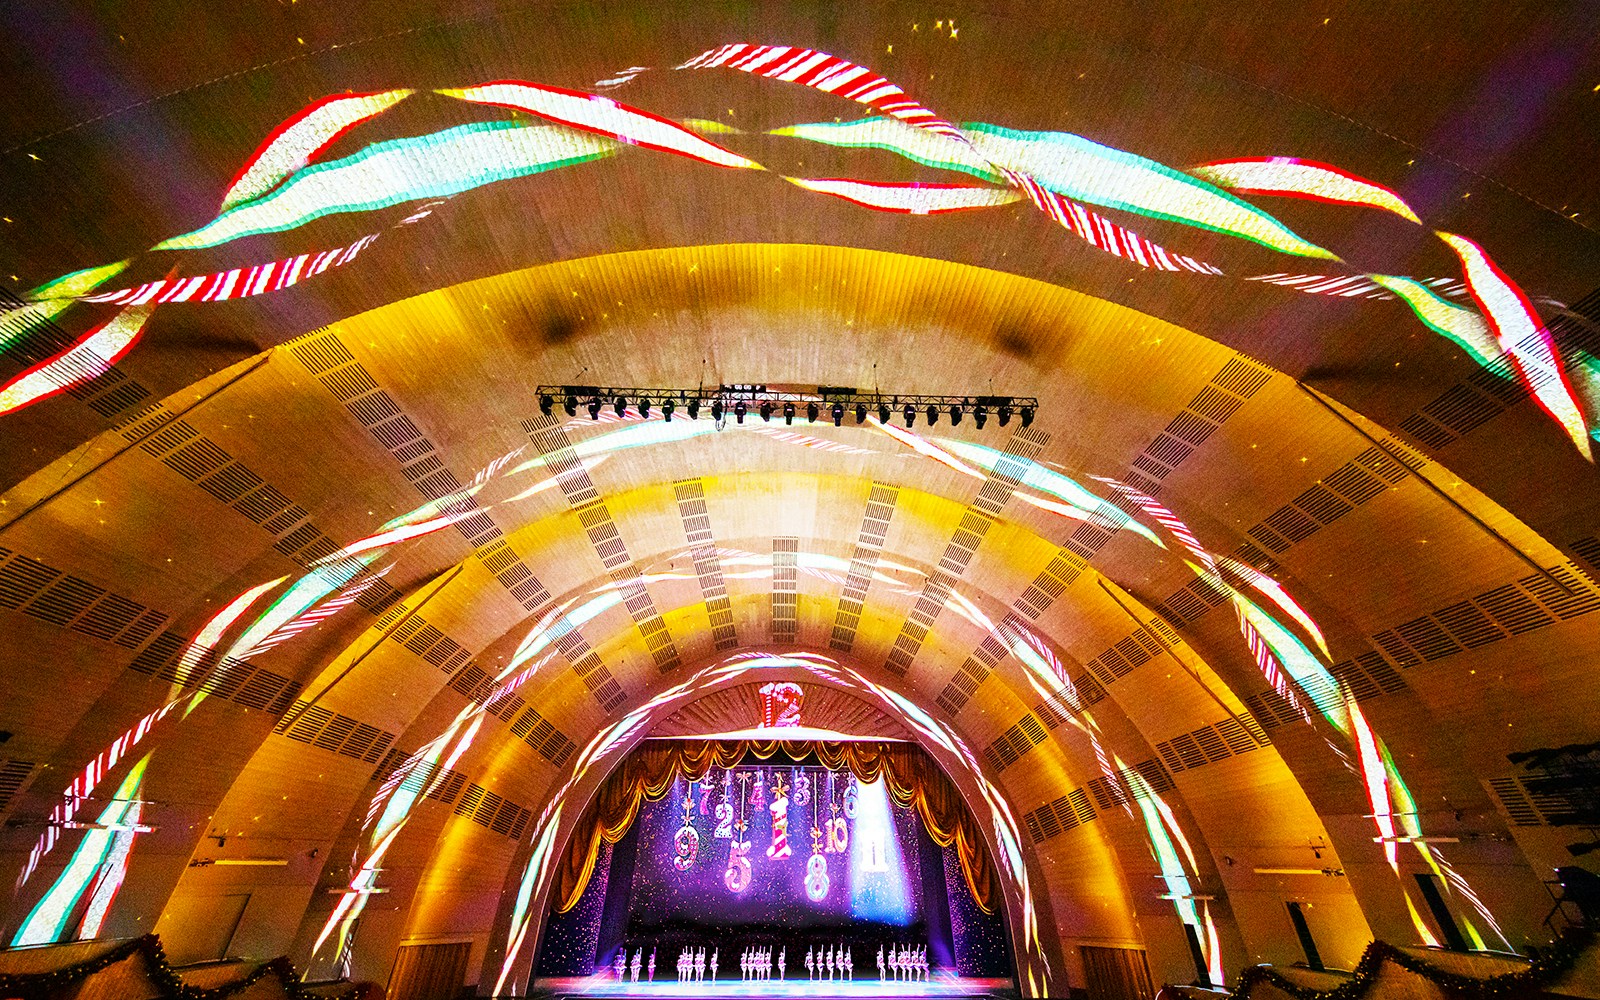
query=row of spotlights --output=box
[539,394,1033,428]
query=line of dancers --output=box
[613,940,931,984]
[878,943,931,982]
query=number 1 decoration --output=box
[725,771,753,893]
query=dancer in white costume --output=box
[877,944,886,981]
[648,948,656,982]
[710,948,718,982]
[630,948,641,983]
[614,950,626,982]
[778,947,786,981]
[697,948,707,983]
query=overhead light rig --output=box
[536,384,1037,430]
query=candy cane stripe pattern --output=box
[81,235,378,307]
[680,45,962,136]
[1191,157,1422,224]
[785,177,1022,214]
[439,81,763,170]
[1437,231,1591,459]
[222,90,414,212]
[0,302,156,416]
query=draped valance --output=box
[554,739,998,914]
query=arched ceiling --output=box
[2,3,1599,997]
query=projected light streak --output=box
[156,122,618,251]
[78,235,379,307]
[0,302,155,416]
[1,262,130,350]
[1437,232,1592,460]
[1190,158,1422,224]
[774,119,1330,260]
[18,702,179,890]
[316,509,480,562]
[441,83,763,171]
[1120,757,1224,985]
[1215,556,1329,658]
[1369,275,1502,367]
[1247,273,1397,300]
[750,426,879,455]
[176,575,288,709]
[850,777,912,923]
[219,556,376,665]
[13,756,151,946]
[786,176,1024,214]
[222,90,414,211]
[246,567,391,658]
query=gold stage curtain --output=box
[555,740,998,915]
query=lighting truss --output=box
[535,384,1038,429]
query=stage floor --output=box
[533,976,1016,998]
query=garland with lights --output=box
[1163,927,1592,1000]
[0,933,360,1000]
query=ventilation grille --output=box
[272,701,397,763]
[509,705,577,767]
[1069,357,1265,566]
[0,550,167,649]
[1155,717,1271,775]
[675,479,737,649]
[453,782,533,839]
[830,483,898,652]
[1086,759,1174,810]
[0,759,39,813]
[289,329,555,615]
[772,537,798,642]
[1243,447,1407,554]
[1024,786,1098,844]
[524,413,680,675]
[983,712,1049,773]
[887,428,1047,677]
[1083,622,1175,690]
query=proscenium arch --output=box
[6,244,1591,995]
[476,650,1074,997]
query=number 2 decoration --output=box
[725,771,753,893]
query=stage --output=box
[531,976,1017,998]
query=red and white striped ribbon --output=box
[82,234,377,307]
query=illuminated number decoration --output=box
[791,768,811,807]
[805,826,831,902]
[842,775,859,819]
[758,681,805,727]
[713,802,734,840]
[673,783,699,872]
[767,773,792,860]
[749,768,766,808]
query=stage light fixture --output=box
[832,403,845,427]
[614,396,628,417]
[564,395,578,417]
[662,399,675,421]
[782,402,794,425]
[974,405,987,429]
[903,403,916,427]
[926,404,938,426]
[761,401,774,422]
[950,404,963,425]
[998,404,1013,426]
[688,398,701,420]
[638,397,651,419]
[734,401,747,423]
[587,397,602,420]
[711,400,723,421]
[807,402,819,423]
[538,393,553,416]
[878,402,891,423]
[855,403,867,424]
[1021,405,1035,428]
